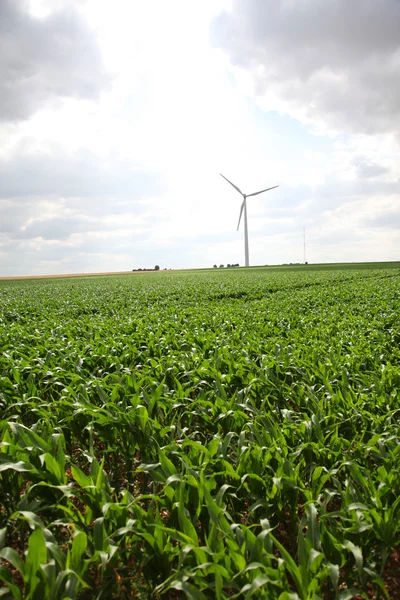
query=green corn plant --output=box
[1,265,399,598]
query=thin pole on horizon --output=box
[220,174,279,267]
[303,226,307,264]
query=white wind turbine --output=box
[220,173,279,267]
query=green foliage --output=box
[0,265,399,598]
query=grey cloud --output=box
[355,161,390,179]
[315,177,400,203]
[18,216,99,240]
[311,228,368,245]
[0,231,169,277]
[211,0,400,136]
[0,0,110,122]
[0,197,100,237]
[0,143,167,250]
[362,211,400,229]
[15,214,156,241]
[0,145,165,200]
[0,201,34,233]
[2,234,147,257]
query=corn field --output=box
[0,264,399,599]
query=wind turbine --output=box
[220,173,279,267]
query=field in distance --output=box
[0,263,399,598]
[1,260,400,281]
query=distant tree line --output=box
[132,265,161,272]
[213,264,240,269]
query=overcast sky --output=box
[0,0,399,276]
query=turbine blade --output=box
[237,200,245,231]
[220,173,243,196]
[246,185,279,198]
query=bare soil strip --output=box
[0,271,153,281]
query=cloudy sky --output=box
[1,0,399,276]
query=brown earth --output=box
[0,270,169,281]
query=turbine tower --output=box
[220,174,279,267]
